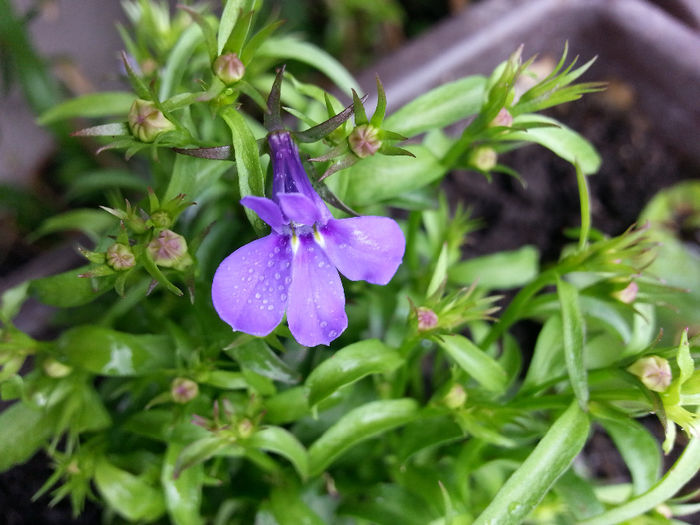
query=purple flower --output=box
[212,131,405,347]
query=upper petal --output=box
[240,196,286,231]
[287,234,348,346]
[277,192,322,226]
[212,233,292,337]
[320,216,405,285]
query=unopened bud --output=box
[416,307,439,332]
[43,357,72,378]
[443,384,467,409]
[213,53,245,85]
[171,378,198,403]
[468,146,497,172]
[628,356,672,392]
[237,418,254,439]
[614,281,638,304]
[348,124,382,158]
[150,210,172,229]
[128,99,175,142]
[490,108,513,128]
[147,229,192,270]
[106,243,135,270]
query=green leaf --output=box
[0,401,57,472]
[160,24,202,100]
[71,122,129,137]
[0,281,29,323]
[264,386,309,424]
[328,145,446,206]
[305,339,404,408]
[161,442,204,525]
[258,37,359,96]
[249,426,309,479]
[554,469,605,520]
[218,0,245,55]
[37,92,135,125]
[521,315,564,392]
[308,399,419,476]
[65,169,148,200]
[269,484,325,525]
[30,266,115,307]
[56,326,175,376]
[174,436,242,478]
[164,154,231,201]
[179,5,217,61]
[227,339,299,384]
[557,277,588,410]
[449,245,539,289]
[28,208,116,243]
[397,414,464,463]
[579,437,700,525]
[221,107,266,233]
[426,243,449,297]
[384,75,487,137]
[504,114,601,174]
[94,458,166,522]
[436,334,508,393]
[473,401,590,525]
[594,405,661,495]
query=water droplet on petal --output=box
[267,305,274,310]
[274,247,280,253]
[280,293,287,300]
[259,305,265,310]
[248,268,254,273]
[274,272,281,280]
[320,321,328,328]
[255,293,261,299]
[328,330,338,338]
[267,260,274,267]
[318,261,324,268]
[262,299,268,304]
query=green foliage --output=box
[2,1,698,523]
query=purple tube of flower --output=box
[211,131,405,347]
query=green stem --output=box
[579,437,700,525]
[575,161,591,250]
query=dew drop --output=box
[267,305,274,310]
[259,305,265,310]
[247,276,253,282]
[280,293,287,300]
[320,321,328,328]
[274,272,281,280]
[278,285,284,291]
[248,268,254,273]
[317,261,324,268]
[268,252,274,258]
[255,293,261,299]
[267,260,274,267]
[285,276,292,284]
[328,330,338,338]
[262,299,268,304]
[258,275,264,281]
[274,247,280,254]
[283,261,290,269]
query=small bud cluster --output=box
[128,99,175,143]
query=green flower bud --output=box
[213,53,245,85]
[150,210,172,229]
[416,307,439,332]
[467,146,497,172]
[348,124,382,158]
[106,243,135,270]
[43,357,72,378]
[147,229,192,270]
[128,99,175,142]
[614,281,638,304]
[628,356,672,392]
[443,384,467,409]
[171,377,199,403]
[237,418,255,439]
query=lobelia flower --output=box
[212,131,405,347]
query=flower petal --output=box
[277,192,322,226]
[287,234,347,346]
[240,196,286,231]
[212,233,292,336]
[320,216,405,285]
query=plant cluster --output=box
[1,1,699,523]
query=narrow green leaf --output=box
[579,437,700,525]
[504,114,601,174]
[249,426,309,478]
[450,245,539,290]
[269,484,325,525]
[161,442,204,525]
[575,161,592,249]
[554,469,605,520]
[160,24,202,100]
[426,243,449,297]
[217,0,245,55]
[473,401,590,525]
[436,334,508,393]
[179,6,217,61]
[140,251,184,296]
[0,281,29,322]
[557,277,588,410]
[397,415,464,463]
[56,326,175,376]
[28,208,116,243]
[264,387,309,425]
[71,123,129,137]
[328,145,446,206]
[305,339,404,407]
[594,406,661,495]
[384,76,487,137]
[37,92,135,125]
[308,399,419,476]
[258,37,359,96]
[65,169,148,200]
[221,107,266,233]
[228,339,300,384]
[174,436,241,478]
[30,266,116,307]
[164,154,231,201]
[521,315,564,391]
[0,402,56,472]
[94,458,166,522]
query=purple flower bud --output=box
[128,99,175,142]
[147,229,192,270]
[171,377,199,403]
[348,124,382,158]
[416,307,439,332]
[213,53,245,85]
[628,356,672,392]
[490,108,513,128]
[614,281,638,304]
[212,131,406,346]
[106,243,135,270]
